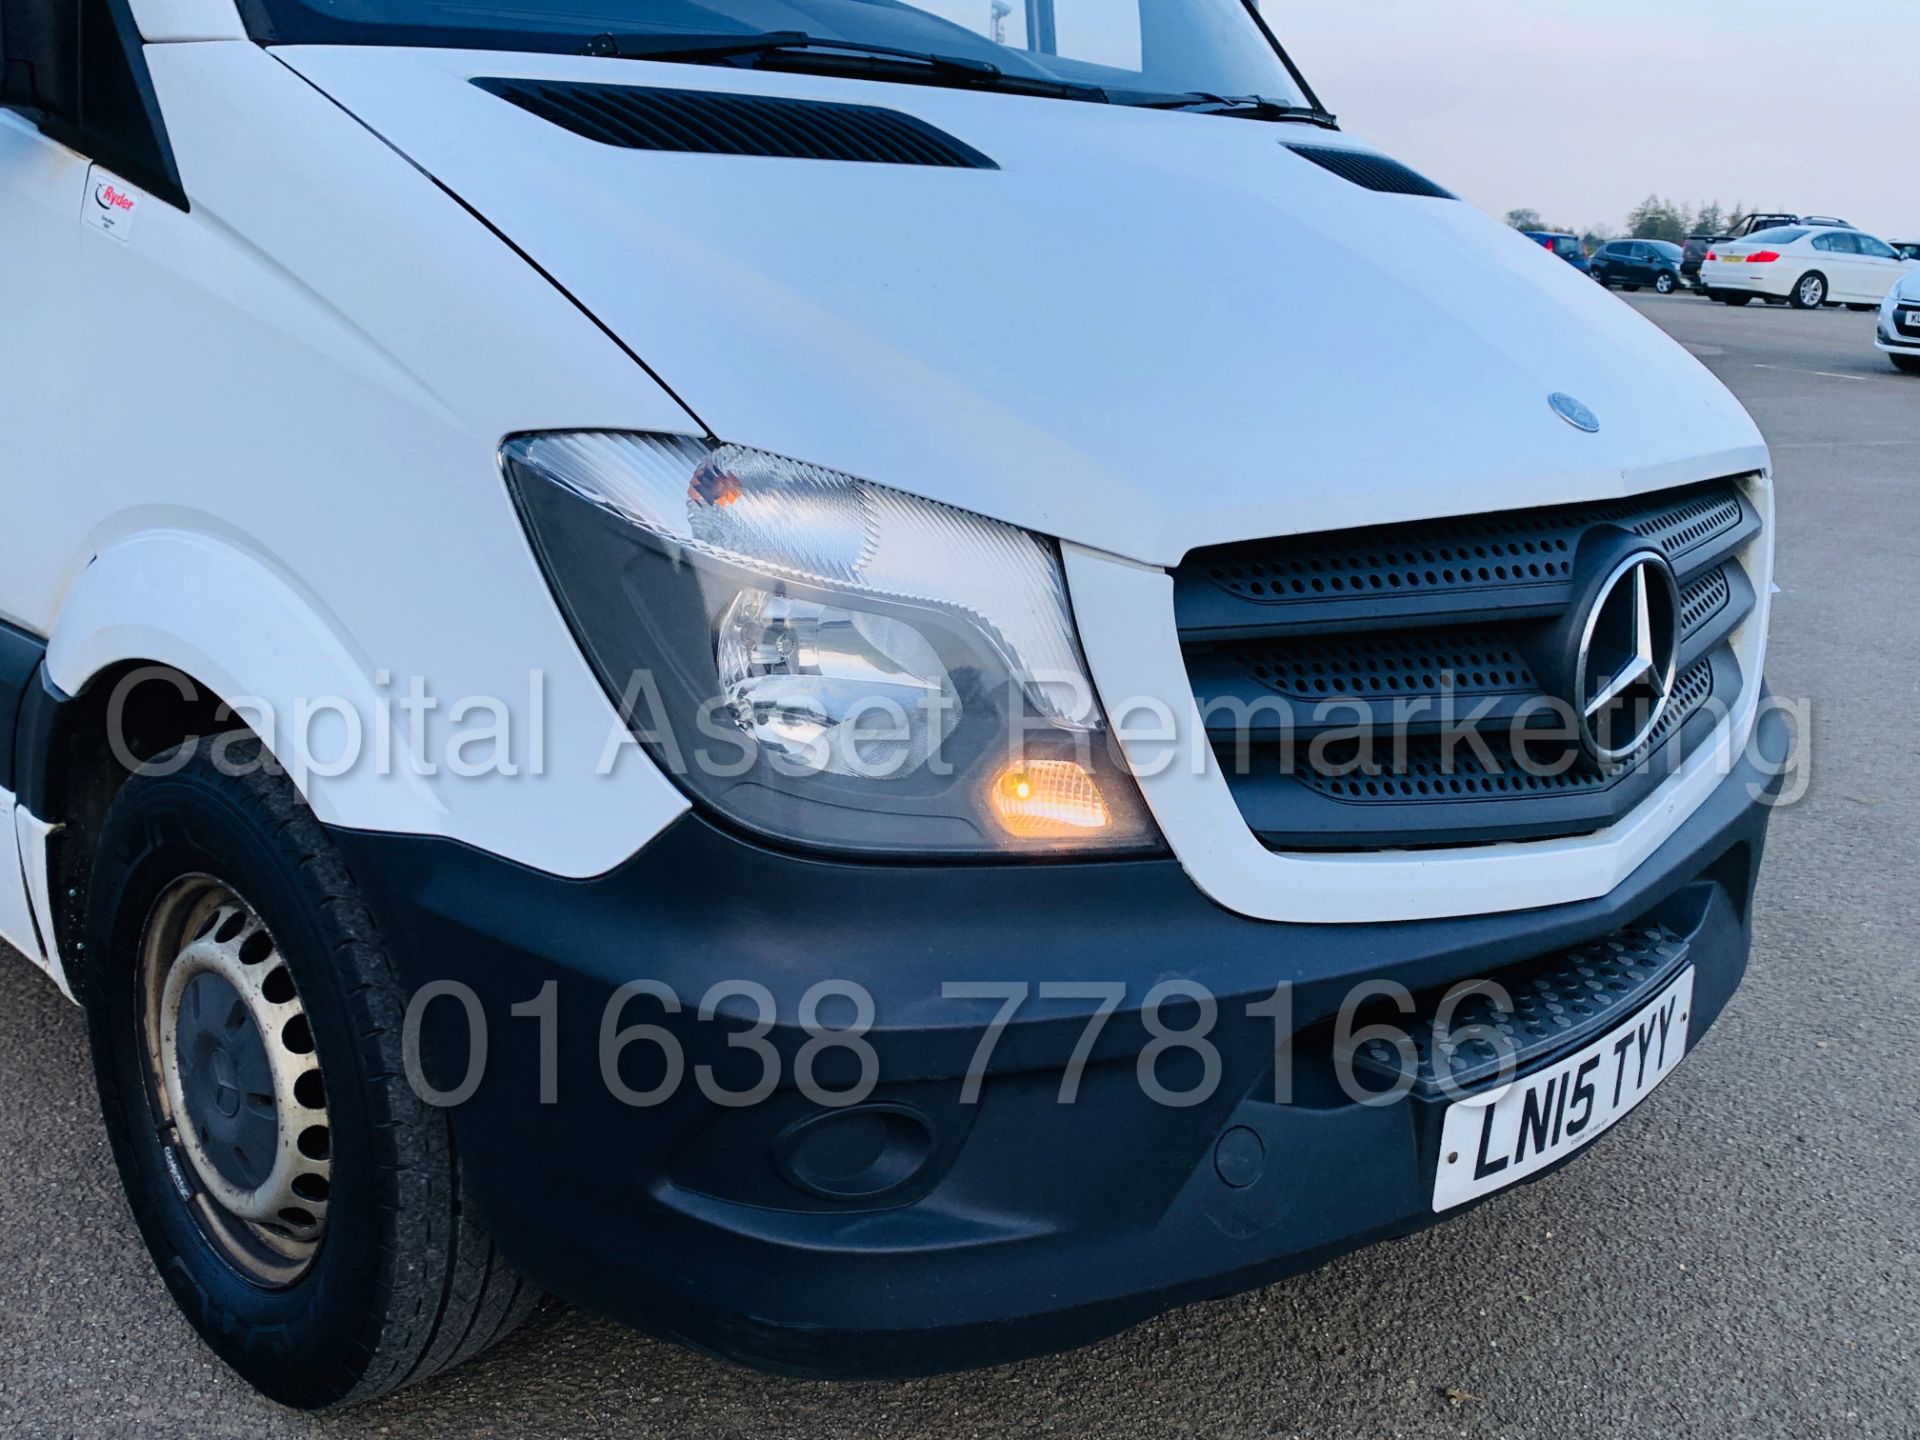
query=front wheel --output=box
[1655,272,1678,295]
[1718,293,1753,307]
[1845,303,1875,312]
[1791,272,1828,309]
[84,737,539,1409]
[1622,283,1643,292]
[1892,353,1920,375]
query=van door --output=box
[0,103,92,633]
[0,100,78,967]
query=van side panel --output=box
[4,43,700,877]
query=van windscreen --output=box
[239,0,1321,114]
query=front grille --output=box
[1176,478,1762,850]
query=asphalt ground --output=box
[1,293,1915,1439]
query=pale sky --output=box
[1264,0,1920,241]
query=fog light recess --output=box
[773,1105,935,1202]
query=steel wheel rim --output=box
[139,876,333,1287]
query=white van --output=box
[1,0,1784,1409]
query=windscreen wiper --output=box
[1129,92,1338,128]
[583,31,1110,104]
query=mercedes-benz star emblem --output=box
[1575,550,1681,764]
[1550,393,1601,433]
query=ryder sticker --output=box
[82,168,140,243]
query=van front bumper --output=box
[330,703,1787,1378]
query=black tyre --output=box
[1622,283,1642,292]
[1721,294,1754,307]
[1790,272,1827,309]
[1654,272,1678,295]
[83,737,538,1409]
[1892,353,1920,375]
[1845,303,1874,312]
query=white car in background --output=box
[1878,269,1920,373]
[1702,225,1917,310]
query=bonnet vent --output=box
[1284,144,1454,199]
[473,78,997,169]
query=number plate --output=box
[1432,968,1693,1212]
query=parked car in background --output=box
[1523,231,1591,274]
[1591,238,1685,294]
[1681,234,1717,290]
[1685,215,1852,292]
[1702,226,1918,309]
[1877,269,1920,373]
[1726,212,1850,238]
[1894,240,1920,263]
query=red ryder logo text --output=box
[96,184,135,212]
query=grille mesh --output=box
[1291,656,1716,804]
[1679,566,1732,632]
[474,78,997,168]
[1227,635,1536,701]
[1206,534,1569,602]
[1196,485,1747,610]
[1218,569,1731,710]
[1637,491,1747,554]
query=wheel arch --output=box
[43,528,440,826]
[13,658,242,989]
[24,529,442,977]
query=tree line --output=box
[1504,196,1746,251]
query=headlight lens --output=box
[715,590,960,777]
[504,432,1160,857]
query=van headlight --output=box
[503,433,1160,857]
